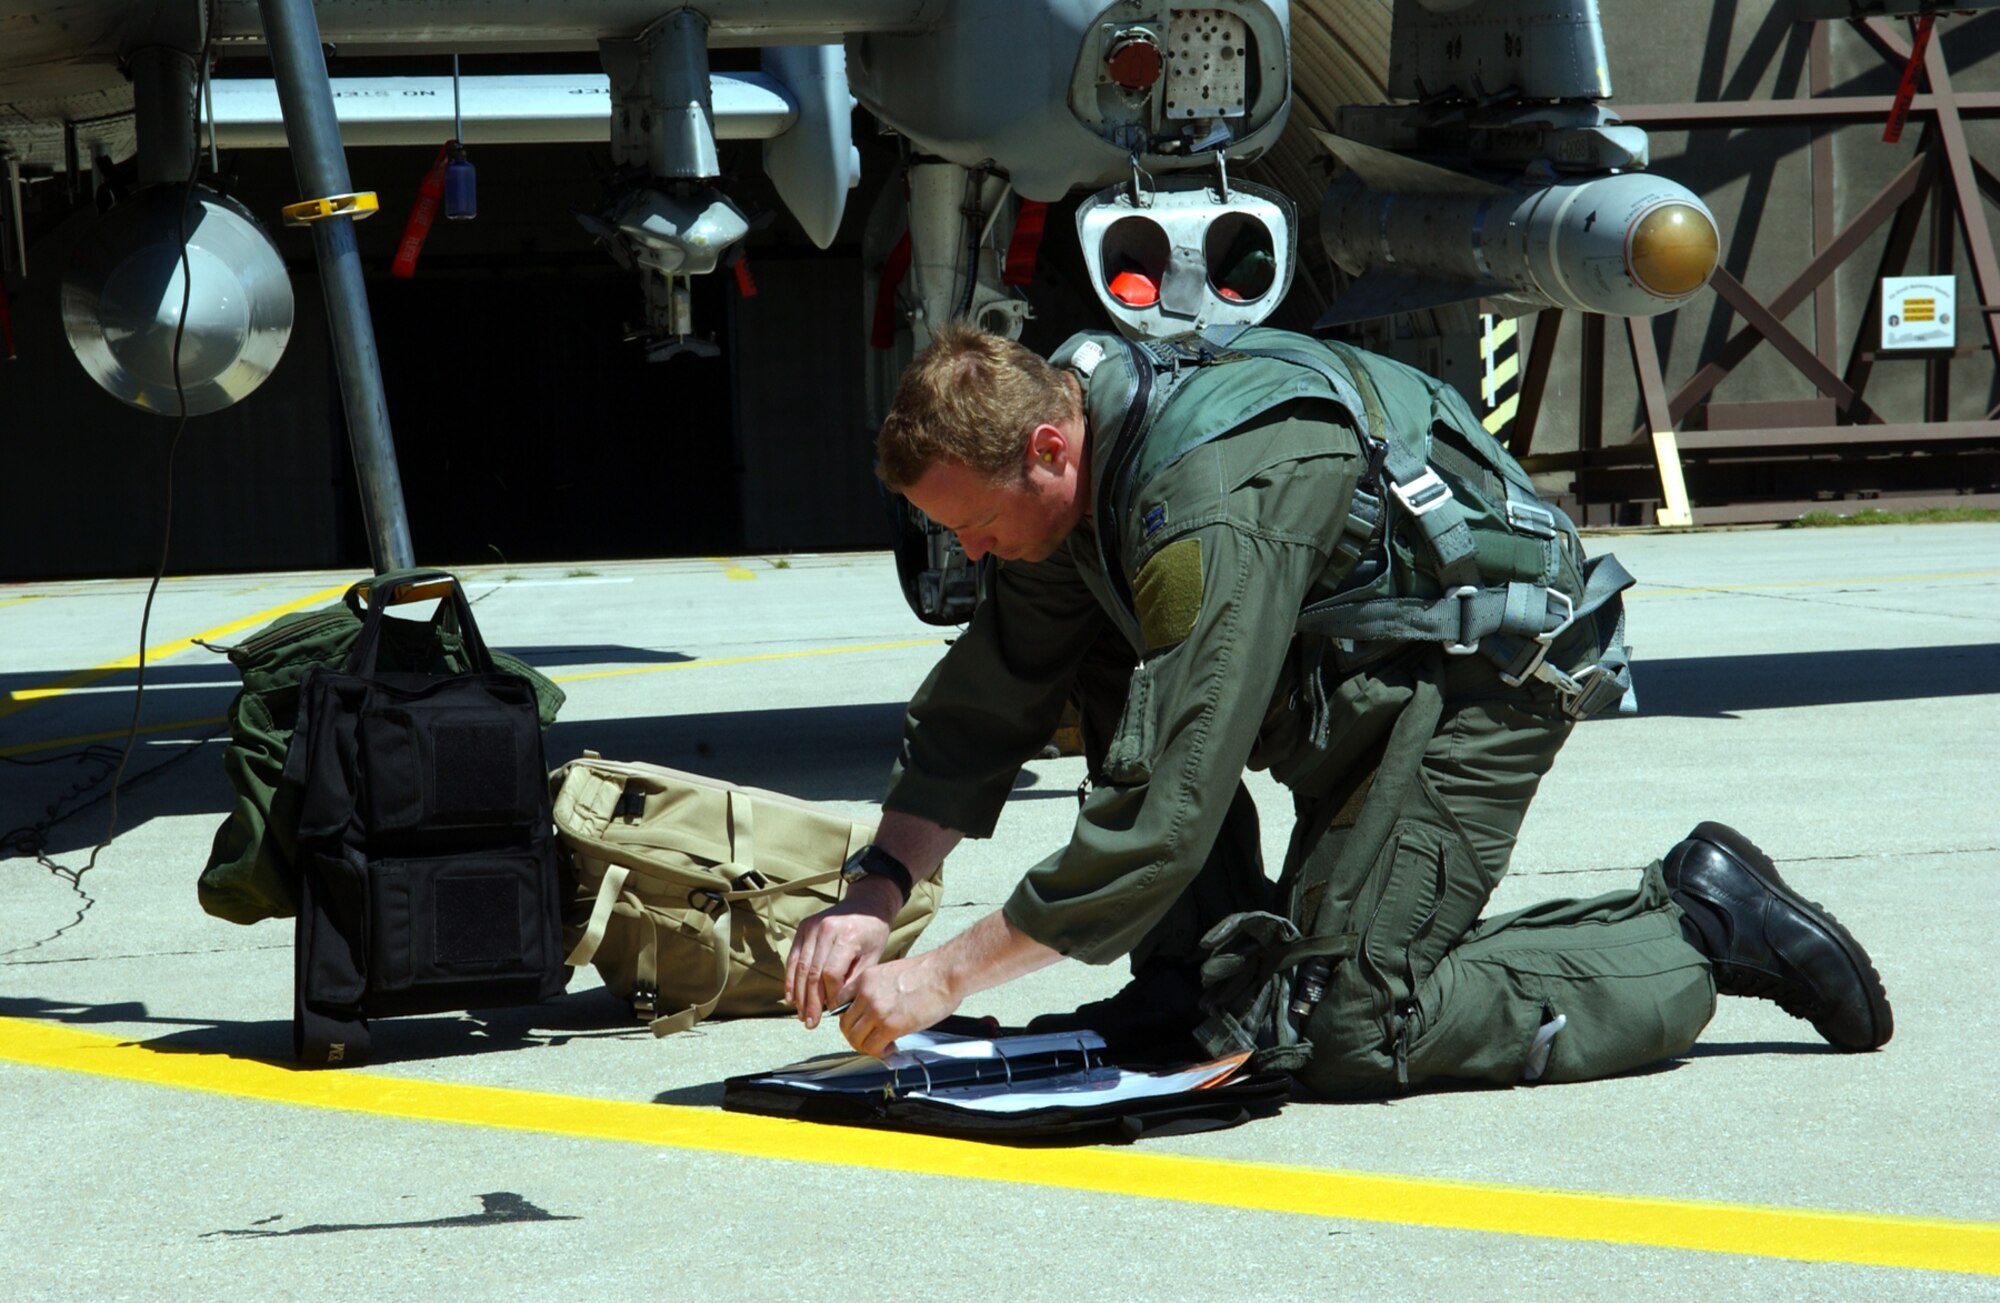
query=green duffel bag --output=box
[198,568,565,925]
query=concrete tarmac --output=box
[2,524,1996,1299]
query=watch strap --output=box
[848,843,914,906]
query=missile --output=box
[1314,130,1718,327]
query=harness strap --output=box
[1096,327,1635,720]
[1200,331,1487,594]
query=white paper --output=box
[741,1030,1251,1116]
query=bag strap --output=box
[565,862,630,969]
[644,904,733,1036]
[343,568,495,677]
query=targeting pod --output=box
[1076,173,1297,339]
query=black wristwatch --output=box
[840,843,914,906]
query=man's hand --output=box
[836,908,1065,1058]
[838,951,961,1059]
[784,874,903,1028]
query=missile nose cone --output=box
[1629,202,1718,299]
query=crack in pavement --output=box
[1643,582,2000,626]
[1,942,291,967]
[1516,844,1994,877]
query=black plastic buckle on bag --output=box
[630,982,659,1020]
[614,786,646,821]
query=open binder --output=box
[722,1029,1290,1142]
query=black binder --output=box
[723,1029,1291,1143]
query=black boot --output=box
[1024,960,1206,1062]
[1663,822,1893,1052]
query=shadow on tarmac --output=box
[0,644,694,711]
[7,644,1991,855]
[1624,644,2000,718]
[0,991,648,1066]
[1679,1038,1839,1058]
[201,1191,578,1239]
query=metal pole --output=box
[256,0,414,571]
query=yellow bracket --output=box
[282,191,380,227]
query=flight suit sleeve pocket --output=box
[1101,663,1156,786]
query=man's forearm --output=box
[873,807,964,884]
[931,908,1063,1004]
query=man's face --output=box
[904,424,1087,565]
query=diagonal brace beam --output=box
[1708,268,1881,423]
[1635,148,1931,438]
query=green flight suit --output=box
[884,370,1714,1097]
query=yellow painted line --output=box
[1631,569,2000,598]
[1,1018,1993,1276]
[705,556,758,582]
[0,582,350,720]
[0,715,228,759]
[0,594,44,610]
[551,639,946,685]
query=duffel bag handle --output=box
[344,567,496,677]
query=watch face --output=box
[840,846,874,882]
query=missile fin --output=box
[1313,269,1507,329]
[1313,130,1510,198]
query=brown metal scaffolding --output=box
[1509,13,2000,525]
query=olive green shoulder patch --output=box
[1133,536,1204,652]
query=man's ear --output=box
[1026,423,1069,471]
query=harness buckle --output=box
[1533,660,1606,720]
[1389,466,1454,518]
[1359,436,1389,485]
[1445,585,1481,655]
[1498,587,1576,686]
[1505,499,1558,539]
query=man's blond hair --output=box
[876,323,1080,492]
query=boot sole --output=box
[1687,821,1894,1051]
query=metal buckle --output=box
[1445,585,1480,655]
[1505,499,1558,539]
[1499,587,1576,686]
[1389,466,1454,518]
[1534,661,1604,719]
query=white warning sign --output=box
[1880,275,1956,352]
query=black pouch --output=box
[285,570,567,1066]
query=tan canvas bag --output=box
[552,753,942,1035]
